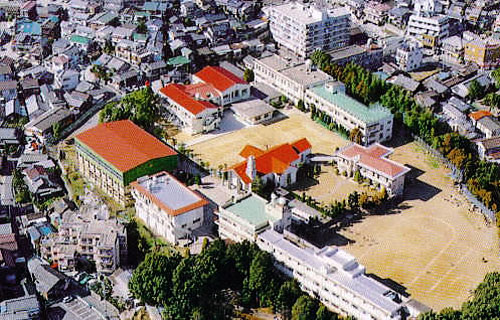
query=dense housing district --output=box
[0,0,500,319]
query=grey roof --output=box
[27,258,64,294]
[26,107,71,133]
[231,99,275,118]
[389,75,419,92]
[17,154,50,168]
[0,295,40,318]
[135,172,206,212]
[0,80,17,91]
[476,136,500,149]
[478,116,500,132]
[219,61,244,79]
[0,223,12,235]
[0,128,18,141]
[0,64,12,75]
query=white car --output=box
[62,296,73,303]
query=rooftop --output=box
[337,143,410,179]
[270,2,350,24]
[224,195,280,227]
[131,172,208,216]
[231,99,275,118]
[160,84,219,115]
[75,120,177,173]
[194,66,247,92]
[309,84,393,124]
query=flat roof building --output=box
[131,172,209,244]
[75,120,177,205]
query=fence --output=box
[412,134,496,223]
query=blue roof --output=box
[17,20,41,36]
[143,2,159,11]
[48,15,59,23]
[373,71,389,81]
[39,225,54,236]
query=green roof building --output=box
[305,82,394,145]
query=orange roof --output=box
[160,84,218,116]
[239,145,264,158]
[130,172,209,216]
[194,66,247,92]
[469,110,492,121]
[230,139,312,184]
[291,138,312,154]
[339,143,408,178]
[75,120,177,173]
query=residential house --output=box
[69,34,93,53]
[206,21,232,46]
[0,295,41,320]
[63,91,92,113]
[23,165,63,201]
[54,69,80,91]
[0,80,17,102]
[334,143,411,197]
[364,1,392,25]
[24,107,72,143]
[227,138,312,192]
[464,37,500,69]
[441,35,464,65]
[395,41,423,72]
[0,64,13,82]
[0,128,21,153]
[475,136,500,163]
[131,172,210,245]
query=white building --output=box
[160,84,222,135]
[227,138,312,192]
[304,82,394,144]
[334,143,411,197]
[54,69,80,91]
[231,99,275,125]
[406,3,449,49]
[267,2,350,57]
[217,194,417,319]
[191,66,250,106]
[131,172,209,244]
[253,54,332,104]
[395,41,423,72]
[257,229,407,319]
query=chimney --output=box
[246,155,256,181]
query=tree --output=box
[291,295,319,320]
[99,86,160,132]
[136,21,148,34]
[349,127,363,144]
[348,191,360,211]
[251,175,264,196]
[52,122,62,141]
[243,68,254,82]
[353,169,362,183]
[316,305,338,320]
[468,79,485,101]
[248,251,277,307]
[276,280,302,320]
[129,251,181,306]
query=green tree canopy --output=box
[292,295,319,320]
[243,68,254,82]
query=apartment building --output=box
[75,120,178,206]
[304,82,394,144]
[441,35,464,65]
[267,2,350,57]
[395,41,423,72]
[464,38,500,69]
[406,14,449,48]
[227,138,312,192]
[334,143,411,197]
[40,205,127,274]
[327,44,383,70]
[217,194,414,319]
[253,54,332,104]
[131,172,209,244]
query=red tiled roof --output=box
[194,66,247,92]
[469,110,492,121]
[184,83,221,100]
[75,120,177,173]
[23,166,47,180]
[291,138,312,154]
[339,143,407,178]
[0,234,17,251]
[230,139,311,184]
[160,84,218,116]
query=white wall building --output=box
[131,171,209,244]
[406,3,449,49]
[304,82,394,144]
[54,69,80,91]
[334,143,411,197]
[267,2,350,57]
[395,41,423,72]
[253,54,332,104]
[160,83,222,135]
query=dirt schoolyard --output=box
[176,111,500,311]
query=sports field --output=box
[176,112,500,311]
[340,142,500,310]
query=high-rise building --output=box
[268,2,350,57]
